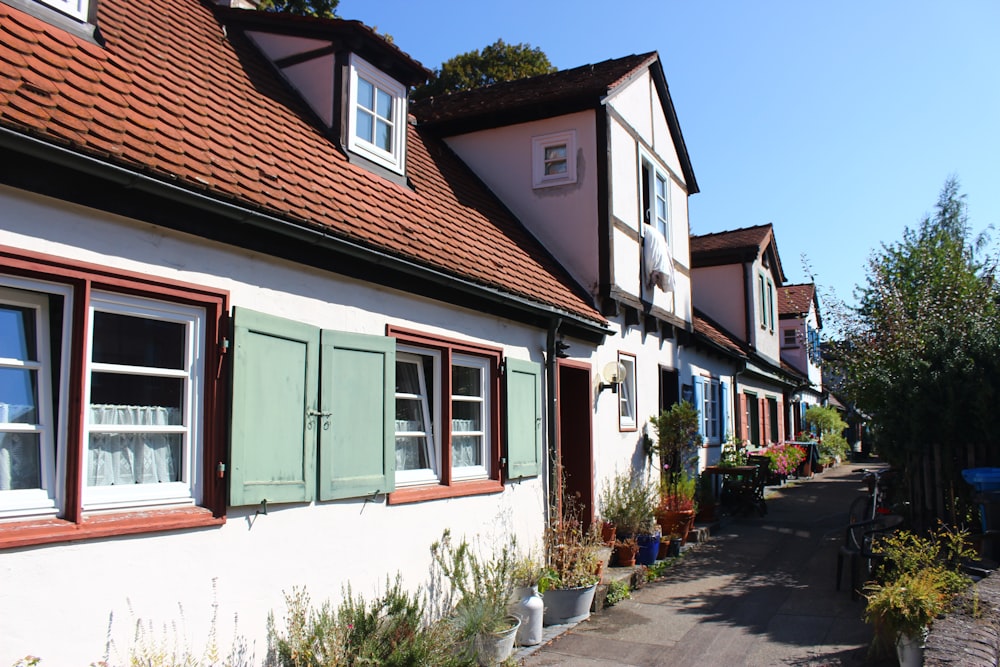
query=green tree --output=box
[257,0,339,19]
[832,178,1000,525]
[412,39,556,100]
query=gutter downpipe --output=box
[545,318,562,523]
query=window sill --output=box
[0,507,225,550]
[387,479,504,505]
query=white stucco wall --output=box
[0,186,554,664]
[442,112,601,296]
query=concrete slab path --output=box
[522,462,896,666]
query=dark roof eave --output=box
[211,5,430,85]
[0,126,611,342]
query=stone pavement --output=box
[522,462,895,666]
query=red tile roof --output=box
[412,53,657,125]
[690,223,786,283]
[692,309,746,358]
[778,283,815,317]
[690,224,773,255]
[0,0,605,327]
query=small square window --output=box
[783,329,798,347]
[532,131,576,188]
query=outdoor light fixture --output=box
[598,360,627,394]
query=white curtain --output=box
[0,403,38,491]
[88,404,180,486]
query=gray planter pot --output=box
[542,584,597,626]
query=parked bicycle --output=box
[837,467,905,599]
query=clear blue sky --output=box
[339,0,1000,316]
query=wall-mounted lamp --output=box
[598,361,628,394]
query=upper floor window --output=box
[758,273,775,331]
[618,353,637,431]
[782,328,798,348]
[532,131,577,188]
[640,152,670,245]
[347,55,407,174]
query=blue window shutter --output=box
[505,358,542,479]
[720,381,730,442]
[231,307,318,506]
[318,331,396,500]
[692,376,706,442]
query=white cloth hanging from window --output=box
[643,225,676,293]
[88,404,180,486]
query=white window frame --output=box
[395,348,442,487]
[783,328,798,348]
[81,292,204,511]
[531,130,576,188]
[758,273,768,329]
[347,54,407,174]
[618,353,637,430]
[0,279,72,519]
[639,150,671,246]
[703,379,721,443]
[450,354,490,481]
[36,0,90,22]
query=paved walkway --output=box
[523,463,894,666]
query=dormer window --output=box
[347,54,407,174]
[532,131,576,188]
[36,0,89,21]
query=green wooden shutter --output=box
[231,308,318,506]
[319,331,396,500]
[505,358,542,479]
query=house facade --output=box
[412,54,701,519]
[690,225,800,448]
[778,283,824,436]
[0,0,617,660]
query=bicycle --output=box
[837,468,905,599]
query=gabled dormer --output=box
[213,5,429,179]
[690,224,787,365]
[778,283,823,388]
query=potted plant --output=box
[655,473,698,544]
[612,536,639,567]
[599,470,659,564]
[431,530,521,666]
[650,401,702,546]
[862,524,973,666]
[539,498,603,626]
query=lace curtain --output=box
[0,403,38,491]
[88,404,181,486]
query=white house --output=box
[778,282,824,437]
[411,52,701,522]
[0,0,616,661]
[690,225,800,447]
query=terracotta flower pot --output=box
[656,509,696,544]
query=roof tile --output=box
[0,0,603,326]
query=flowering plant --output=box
[762,443,806,476]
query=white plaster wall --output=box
[442,112,601,295]
[692,264,745,337]
[682,349,738,469]
[806,307,823,388]
[0,186,552,664]
[609,120,639,230]
[589,320,679,519]
[612,226,641,296]
[752,259,782,365]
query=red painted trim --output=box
[0,246,231,546]
[385,326,504,504]
[0,508,226,550]
[386,479,504,505]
